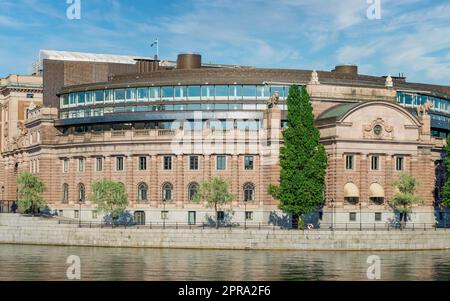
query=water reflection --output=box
[0,244,449,281]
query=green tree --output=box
[392,172,422,222]
[17,172,47,214]
[442,140,450,207]
[269,85,328,229]
[90,179,128,220]
[193,177,235,228]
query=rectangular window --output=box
[189,156,199,170]
[92,211,98,219]
[116,157,124,171]
[174,86,187,100]
[216,155,226,170]
[215,85,228,100]
[396,157,404,171]
[26,93,34,99]
[137,88,148,101]
[245,211,253,221]
[161,86,174,101]
[74,210,79,219]
[95,90,104,103]
[188,86,201,100]
[63,159,69,173]
[375,212,382,222]
[114,89,125,102]
[138,157,147,171]
[78,158,85,172]
[126,88,136,101]
[164,156,172,170]
[149,87,160,101]
[371,156,379,171]
[244,156,254,170]
[85,91,94,104]
[349,212,356,222]
[257,85,269,100]
[105,90,114,103]
[161,211,168,220]
[243,85,257,99]
[346,155,354,170]
[201,86,213,100]
[96,157,103,172]
[188,211,196,225]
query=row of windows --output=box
[62,182,256,203]
[62,155,256,173]
[345,155,405,171]
[61,119,262,135]
[348,212,383,222]
[60,84,292,108]
[72,210,254,224]
[59,103,288,120]
[397,92,450,114]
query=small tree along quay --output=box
[17,172,47,214]
[269,85,328,229]
[194,177,235,228]
[441,140,450,208]
[90,179,128,222]
[392,172,422,224]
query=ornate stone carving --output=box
[309,70,320,85]
[267,91,280,109]
[385,75,393,88]
[416,101,433,117]
[363,118,394,140]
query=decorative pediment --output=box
[363,118,394,140]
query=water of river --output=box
[0,244,449,281]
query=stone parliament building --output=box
[0,50,449,227]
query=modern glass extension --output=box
[397,91,450,137]
[59,84,291,120]
[397,91,450,114]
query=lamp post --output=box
[330,199,334,230]
[78,198,82,228]
[1,185,4,213]
[162,198,166,229]
[359,202,362,231]
[244,199,247,230]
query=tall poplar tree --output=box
[269,85,328,228]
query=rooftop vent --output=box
[134,59,159,73]
[177,53,202,69]
[332,65,358,76]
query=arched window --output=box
[137,183,148,202]
[162,182,173,201]
[78,183,85,202]
[188,182,199,201]
[369,183,385,205]
[243,183,255,202]
[344,183,360,205]
[62,184,69,204]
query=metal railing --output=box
[54,219,449,231]
[0,200,17,214]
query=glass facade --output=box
[59,84,292,119]
[397,91,450,137]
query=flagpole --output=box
[156,38,159,60]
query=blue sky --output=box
[1,0,450,85]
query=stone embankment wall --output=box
[1,215,449,251]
